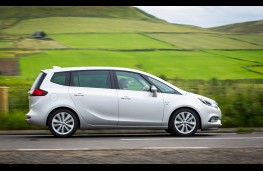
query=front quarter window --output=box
[148,77,179,94]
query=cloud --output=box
[135,6,263,28]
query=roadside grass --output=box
[145,33,263,49]
[52,33,174,49]
[171,79,263,128]
[236,127,256,133]
[0,78,262,129]
[0,111,45,130]
[3,17,208,35]
[20,50,263,79]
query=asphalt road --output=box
[0,132,263,164]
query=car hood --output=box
[185,92,216,103]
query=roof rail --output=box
[53,66,61,69]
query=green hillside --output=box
[52,33,174,49]
[146,33,263,49]
[0,6,158,21]
[3,17,207,35]
[210,20,263,34]
[0,6,262,79]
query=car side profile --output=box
[26,66,222,138]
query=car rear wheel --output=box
[48,109,78,138]
[165,129,171,133]
[169,108,199,136]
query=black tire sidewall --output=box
[48,109,78,138]
[169,108,200,136]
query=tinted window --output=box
[71,72,79,87]
[116,71,150,91]
[71,70,111,89]
[50,72,69,86]
[31,72,47,90]
[148,77,179,94]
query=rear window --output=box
[50,72,69,86]
[70,70,111,89]
[31,72,47,90]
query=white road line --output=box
[17,148,90,151]
[142,147,209,149]
[16,147,208,151]
[121,136,263,141]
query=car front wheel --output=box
[48,109,78,138]
[169,108,200,136]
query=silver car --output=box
[26,66,222,137]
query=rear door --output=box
[69,70,118,126]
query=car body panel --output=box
[69,86,119,126]
[117,89,164,126]
[26,66,222,135]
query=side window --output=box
[31,72,47,90]
[50,72,69,86]
[71,70,111,89]
[71,72,79,86]
[148,77,178,94]
[116,71,150,91]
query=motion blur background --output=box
[0,6,262,130]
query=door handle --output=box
[74,93,84,96]
[121,96,131,100]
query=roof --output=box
[43,66,147,74]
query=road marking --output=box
[142,147,209,149]
[17,148,91,151]
[15,147,208,151]
[121,136,263,141]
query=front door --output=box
[115,71,164,126]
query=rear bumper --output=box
[26,109,47,126]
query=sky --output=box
[135,6,263,28]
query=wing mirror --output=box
[150,85,157,97]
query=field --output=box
[146,33,263,49]
[226,34,263,46]
[20,50,263,79]
[52,33,174,49]
[3,17,207,35]
[206,50,263,63]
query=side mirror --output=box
[150,85,157,97]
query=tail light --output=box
[30,89,48,96]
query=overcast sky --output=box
[135,6,263,28]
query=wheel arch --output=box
[46,107,80,128]
[168,107,202,129]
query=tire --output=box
[169,108,200,137]
[48,109,78,138]
[165,129,171,134]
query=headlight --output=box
[198,98,218,108]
